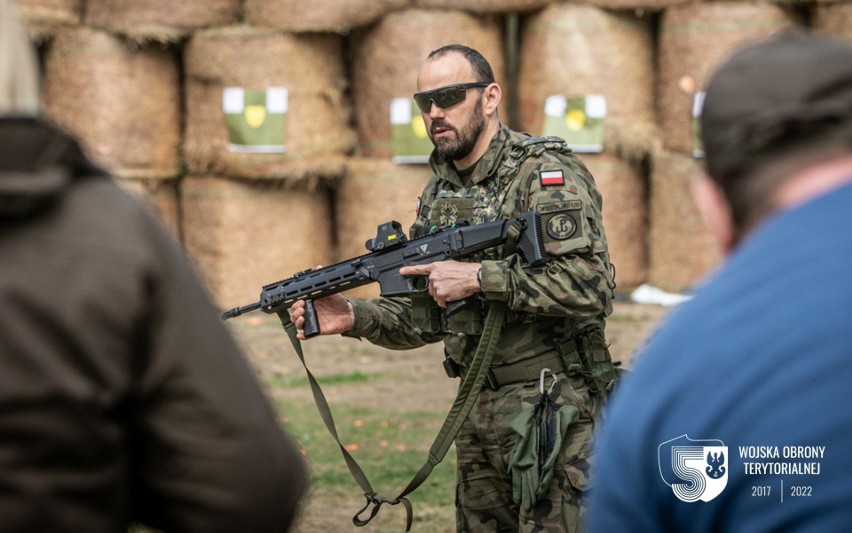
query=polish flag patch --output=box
[540,169,565,186]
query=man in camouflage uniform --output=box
[291,44,616,531]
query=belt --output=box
[483,350,576,390]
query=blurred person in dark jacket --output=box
[0,1,308,530]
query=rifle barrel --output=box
[221,302,262,320]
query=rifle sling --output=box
[275,219,522,531]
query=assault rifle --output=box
[221,211,546,335]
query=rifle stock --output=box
[222,211,546,337]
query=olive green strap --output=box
[278,302,505,531]
[395,298,506,490]
[386,219,522,505]
[278,314,414,529]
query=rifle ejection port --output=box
[403,243,428,258]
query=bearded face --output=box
[428,93,486,162]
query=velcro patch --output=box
[540,169,564,186]
[546,213,577,240]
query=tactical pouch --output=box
[445,298,484,336]
[410,291,442,335]
[574,327,618,394]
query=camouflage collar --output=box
[429,124,516,188]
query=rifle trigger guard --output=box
[407,275,429,293]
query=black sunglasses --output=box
[413,82,490,113]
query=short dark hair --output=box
[427,44,495,84]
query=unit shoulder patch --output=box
[534,193,591,256]
[546,213,577,240]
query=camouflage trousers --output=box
[454,367,598,532]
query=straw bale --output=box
[578,0,695,12]
[42,27,181,179]
[117,177,180,238]
[812,3,852,41]
[244,0,408,33]
[11,0,81,39]
[519,4,658,161]
[85,0,240,43]
[352,8,507,159]
[335,158,433,299]
[581,154,647,293]
[181,176,334,309]
[413,0,555,13]
[658,2,798,154]
[184,26,355,183]
[648,151,721,293]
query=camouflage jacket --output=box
[348,125,614,366]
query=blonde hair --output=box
[0,0,39,114]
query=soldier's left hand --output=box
[400,260,481,308]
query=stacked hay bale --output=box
[244,0,408,33]
[184,27,354,181]
[85,0,241,42]
[42,26,182,237]
[518,4,656,292]
[519,4,657,161]
[652,1,799,292]
[813,2,852,40]
[11,0,81,39]
[414,0,555,12]
[648,152,722,293]
[181,26,354,307]
[658,2,798,155]
[181,177,333,309]
[119,179,181,237]
[581,155,648,292]
[43,27,181,179]
[578,0,692,10]
[59,0,224,236]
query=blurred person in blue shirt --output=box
[587,32,852,533]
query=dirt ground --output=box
[226,300,672,530]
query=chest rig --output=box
[413,135,574,234]
[409,135,576,362]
